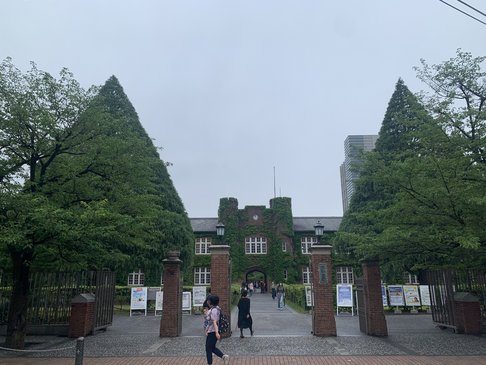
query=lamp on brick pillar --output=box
[211,220,231,337]
[314,220,324,243]
[216,222,225,244]
[310,218,336,337]
[160,251,182,337]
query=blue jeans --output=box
[205,332,224,364]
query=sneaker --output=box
[222,354,230,365]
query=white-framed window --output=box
[282,241,287,252]
[194,267,211,285]
[128,270,145,286]
[336,266,354,284]
[403,272,419,284]
[195,237,211,255]
[245,237,267,254]
[302,267,312,285]
[301,236,317,254]
[283,270,288,281]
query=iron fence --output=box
[426,269,486,331]
[0,271,115,331]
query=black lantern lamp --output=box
[314,220,324,243]
[216,222,225,243]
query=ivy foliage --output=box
[216,197,297,283]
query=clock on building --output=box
[252,214,259,221]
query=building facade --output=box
[340,135,378,213]
[190,197,349,286]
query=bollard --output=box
[75,337,84,365]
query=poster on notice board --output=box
[419,285,431,306]
[403,285,421,306]
[336,284,353,307]
[388,285,405,306]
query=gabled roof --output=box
[190,216,342,233]
[190,218,219,232]
[292,217,342,232]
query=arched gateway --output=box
[245,267,267,288]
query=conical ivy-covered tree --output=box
[94,76,194,279]
[375,78,431,156]
[38,76,194,282]
[97,76,188,213]
[335,79,433,281]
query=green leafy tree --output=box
[335,51,486,278]
[0,58,97,348]
[0,60,193,348]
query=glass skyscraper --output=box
[340,135,378,213]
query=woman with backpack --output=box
[204,295,230,365]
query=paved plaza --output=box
[1,293,485,364]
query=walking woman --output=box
[237,289,253,338]
[205,295,230,365]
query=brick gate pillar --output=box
[361,260,388,336]
[160,251,182,337]
[211,244,231,338]
[311,244,336,336]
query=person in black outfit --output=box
[237,289,253,338]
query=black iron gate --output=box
[355,278,367,333]
[426,269,486,333]
[94,271,116,331]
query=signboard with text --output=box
[388,285,405,306]
[336,284,354,315]
[182,291,192,313]
[403,285,421,306]
[382,285,388,306]
[155,291,163,312]
[305,286,314,307]
[193,287,206,307]
[337,284,353,307]
[130,287,147,316]
[419,285,431,306]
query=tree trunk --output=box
[5,251,32,349]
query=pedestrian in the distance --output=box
[271,282,276,300]
[204,295,230,365]
[237,289,253,338]
[248,282,254,297]
[276,283,285,309]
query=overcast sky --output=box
[2,1,485,218]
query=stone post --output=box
[211,244,231,338]
[69,293,95,338]
[361,260,388,336]
[159,251,182,337]
[310,244,336,336]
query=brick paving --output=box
[2,355,486,365]
[1,294,485,364]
